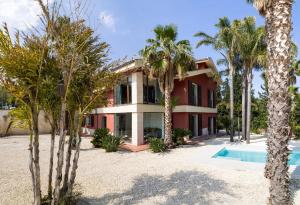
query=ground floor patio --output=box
[0,135,299,205]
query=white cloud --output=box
[0,0,53,31]
[99,11,116,32]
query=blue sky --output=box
[87,0,300,96]
[1,0,299,96]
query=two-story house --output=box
[82,57,218,146]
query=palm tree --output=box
[234,17,266,144]
[195,17,237,142]
[247,0,293,204]
[140,25,194,148]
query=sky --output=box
[0,0,299,96]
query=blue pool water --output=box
[212,148,300,165]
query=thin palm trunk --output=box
[47,126,56,200]
[229,62,235,142]
[246,68,252,144]
[62,114,75,194]
[52,101,67,205]
[264,1,293,204]
[28,133,36,203]
[67,110,82,195]
[164,80,173,148]
[32,108,41,205]
[242,70,248,141]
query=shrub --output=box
[172,128,192,146]
[293,125,300,140]
[149,137,167,153]
[102,134,122,152]
[90,128,110,148]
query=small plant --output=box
[90,128,110,148]
[149,137,167,153]
[293,125,300,140]
[102,134,122,152]
[172,128,192,146]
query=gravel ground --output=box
[0,135,299,205]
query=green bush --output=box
[90,128,110,148]
[102,134,122,152]
[293,125,300,140]
[172,128,192,146]
[149,137,167,153]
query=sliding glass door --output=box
[114,113,132,142]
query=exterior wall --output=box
[172,74,217,107]
[172,113,189,129]
[82,113,115,135]
[107,90,114,107]
[172,112,217,136]
[84,60,218,144]
[0,110,51,136]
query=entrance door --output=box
[189,114,198,137]
[115,113,132,142]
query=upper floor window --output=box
[143,75,162,104]
[188,81,202,106]
[115,76,132,105]
[207,89,216,108]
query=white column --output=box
[131,72,144,104]
[132,112,144,145]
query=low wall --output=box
[0,110,51,136]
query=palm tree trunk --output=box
[246,68,252,144]
[265,1,293,204]
[52,101,67,205]
[47,126,56,200]
[242,69,248,141]
[164,81,173,148]
[32,107,41,205]
[67,110,82,195]
[229,62,234,142]
[62,113,75,195]
[28,133,36,203]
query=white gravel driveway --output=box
[0,135,299,205]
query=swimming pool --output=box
[212,148,300,165]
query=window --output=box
[143,75,162,104]
[188,81,199,106]
[102,116,107,128]
[85,115,94,127]
[144,113,163,138]
[207,90,216,108]
[115,77,132,105]
[208,116,217,135]
[114,113,132,141]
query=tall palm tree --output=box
[195,17,237,142]
[234,17,266,144]
[247,0,293,204]
[140,25,194,148]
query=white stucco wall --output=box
[0,110,52,136]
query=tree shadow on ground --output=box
[78,170,236,205]
[291,166,300,203]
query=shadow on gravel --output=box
[78,170,236,205]
[291,166,300,204]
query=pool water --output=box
[212,148,300,165]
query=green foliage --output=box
[292,125,300,140]
[101,134,122,152]
[149,137,167,153]
[291,89,300,140]
[140,24,195,93]
[90,128,110,148]
[172,128,192,145]
[158,96,178,109]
